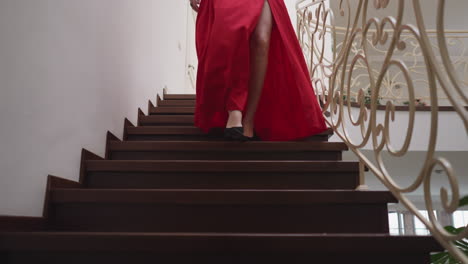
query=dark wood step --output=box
[139,115,194,126]
[47,189,394,233]
[87,170,358,190]
[157,100,195,107]
[0,251,434,264]
[126,126,334,141]
[0,232,442,252]
[163,94,196,100]
[0,216,45,232]
[51,189,396,204]
[0,233,441,264]
[85,160,359,172]
[127,126,208,141]
[84,160,360,190]
[127,126,202,135]
[107,141,347,161]
[149,107,195,115]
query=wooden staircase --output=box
[0,92,442,263]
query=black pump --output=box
[224,127,245,141]
[224,127,261,142]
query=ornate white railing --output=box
[333,29,468,106]
[297,0,467,262]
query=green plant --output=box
[364,89,382,105]
[430,195,468,264]
[342,94,357,103]
[402,98,427,106]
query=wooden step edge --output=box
[139,115,195,120]
[85,160,361,172]
[49,189,398,204]
[105,131,122,160]
[160,99,195,102]
[157,103,196,107]
[138,115,195,125]
[157,94,163,104]
[149,107,195,114]
[0,216,45,232]
[107,141,349,152]
[157,100,196,107]
[148,100,156,114]
[126,126,334,137]
[0,232,442,252]
[137,108,145,127]
[126,126,203,135]
[0,175,84,232]
[163,94,196,100]
[127,125,201,130]
[122,118,136,141]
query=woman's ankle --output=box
[226,110,243,128]
[242,120,255,137]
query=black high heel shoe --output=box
[240,134,261,142]
[224,127,244,141]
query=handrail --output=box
[296,0,468,262]
[297,1,468,106]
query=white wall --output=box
[284,0,298,30]
[0,0,188,216]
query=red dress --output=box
[194,0,327,141]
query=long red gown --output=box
[194,0,327,141]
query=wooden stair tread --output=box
[163,94,196,100]
[0,232,442,252]
[127,126,203,135]
[108,141,348,152]
[150,107,195,114]
[157,100,196,107]
[85,160,360,172]
[0,92,441,261]
[127,126,334,136]
[126,126,334,141]
[50,189,397,204]
[139,115,194,124]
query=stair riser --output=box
[126,135,330,142]
[3,252,430,264]
[164,95,196,100]
[149,108,195,115]
[0,91,439,263]
[126,127,333,141]
[86,172,358,189]
[158,101,196,107]
[109,151,342,161]
[49,204,389,233]
[150,112,195,115]
[140,121,195,126]
[139,116,194,126]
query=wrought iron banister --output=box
[297,0,468,262]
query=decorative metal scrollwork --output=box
[297,0,468,262]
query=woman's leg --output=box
[226,110,243,128]
[226,0,272,133]
[243,0,273,137]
